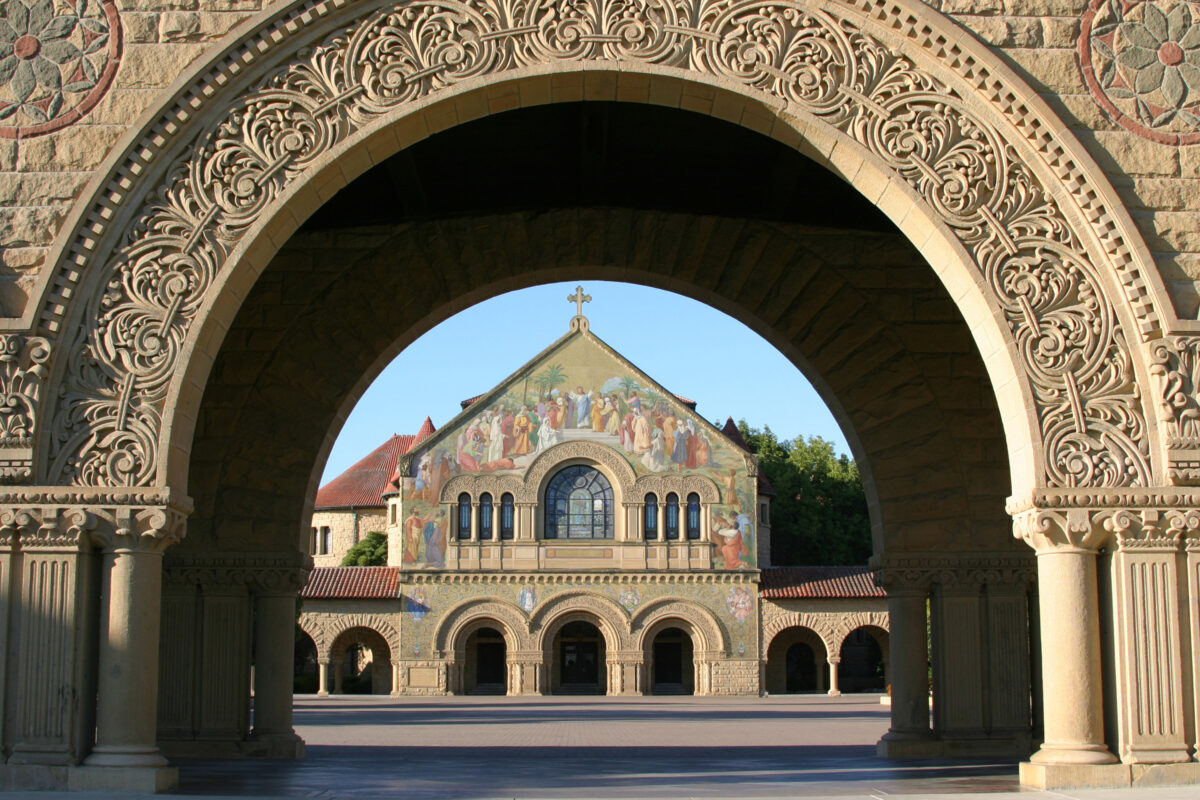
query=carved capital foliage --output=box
[34,0,1157,493]
[1008,488,1200,553]
[0,497,187,552]
[0,334,50,484]
[1149,336,1200,485]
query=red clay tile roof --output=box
[301,567,400,599]
[315,434,413,510]
[760,566,884,599]
[409,416,436,452]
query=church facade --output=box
[299,305,889,697]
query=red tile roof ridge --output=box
[759,565,884,599]
[301,566,400,599]
[314,434,412,510]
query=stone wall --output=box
[309,509,387,567]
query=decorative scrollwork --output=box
[1149,336,1200,484]
[43,0,1151,490]
[0,333,49,453]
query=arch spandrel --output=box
[432,597,532,654]
[21,0,1176,496]
[630,597,729,655]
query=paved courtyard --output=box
[180,694,1014,798]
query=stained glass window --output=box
[500,493,515,540]
[458,493,471,540]
[544,465,614,540]
[665,493,679,540]
[479,492,493,540]
[686,492,701,540]
[644,493,658,540]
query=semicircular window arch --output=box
[544,464,615,540]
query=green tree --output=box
[340,531,388,566]
[737,420,871,566]
[533,364,567,397]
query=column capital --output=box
[871,551,1035,591]
[1,487,191,553]
[1007,492,1200,554]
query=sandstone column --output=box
[251,568,308,758]
[827,657,841,696]
[85,507,184,774]
[877,587,932,752]
[317,661,330,697]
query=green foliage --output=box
[340,531,388,566]
[737,420,871,566]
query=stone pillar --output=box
[826,657,841,697]
[250,567,308,759]
[1010,506,1117,772]
[2,508,98,768]
[876,583,933,755]
[317,661,330,697]
[931,579,986,741]
[82,505,186,793]
[333,662,344,694]
[1109,512,1192,764]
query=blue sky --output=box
[319,281,850,483]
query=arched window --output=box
[479,493,493,540]
[500,493,515,540]
[643,493,658,540]
[458,493,471,540]
[665,493,679,540]
[321,527,332,554]
[544,465,614,540]
[686,493,701,540]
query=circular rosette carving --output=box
[0,0,121,138]
[865,95,1004,227]
[347,1,504,111]
[696,3,851,111]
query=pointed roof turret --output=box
[721,417,775,496]
[407,416,436,452]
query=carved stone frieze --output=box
[0,499,186,551]
[0,334,50,484]
[872,552,1037,589]
[163,552,311,589]
[35,0,1157,492]
[1008,496,1200,553]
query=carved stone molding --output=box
[760,606,889,660]
[629,597,728,654]
[873,552,1037,588]
[1149,336,1200,485]
[632,474,721,505]
[1009,501,1200,554]
[399,570,756,585]
[163,551,311,589]
[31,0,1160,493]
[300,611,402,660]
[432,597,533,653]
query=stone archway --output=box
[1,0,1197,791]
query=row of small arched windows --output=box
[457,492,516,541]
[643,492,702,541]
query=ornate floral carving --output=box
[0,333,49,483]
[42,0,1152,491]
[873,552,1037,586]
[1149,336,1200,484]
[1080,0,1200,146]
[0,0,120,138]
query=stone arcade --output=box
[1,0,1200,792]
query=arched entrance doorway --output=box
[328,627,393,696]
[3,0,1191,790]
[464,627,507,696]
[649,627,695,696]
[553,621,607,695]
[766,627,830,695]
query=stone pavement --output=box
[4,695,1198,799]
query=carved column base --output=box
[1020,761,1200,790]
[246,732,306,759]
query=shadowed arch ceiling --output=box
[182,101,1014,559]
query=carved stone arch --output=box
[631,475,721,505]
[630,597,728,655]
[297,613,330,661]
[520,441,638,504]
[432,597,531,656]
[829,611,891,658]
[761,613,838,660]
[323,613,401,661]
[529,590,630,652]
[438,474,524,506]
[27,0,1172,495]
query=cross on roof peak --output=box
[567,285,591,333]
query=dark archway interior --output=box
[302,102,894,233]
[182,100,1017,560]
